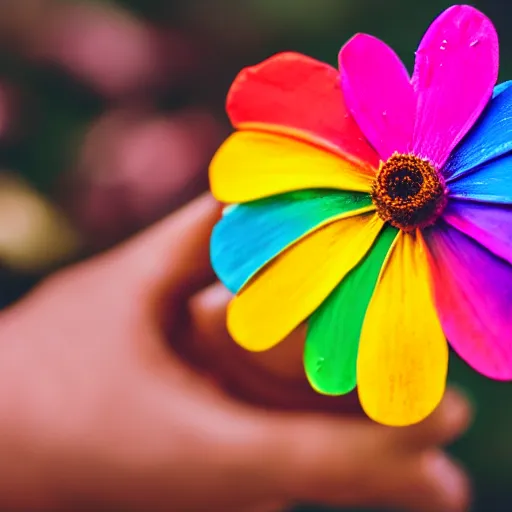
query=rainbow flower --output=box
[209,5,512,426]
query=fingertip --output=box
[189,281,233,344]
[421,451,472,512]
[430,388,473,445]
[402,388,473,449]
[377,450,471,512]
[439,387,474,436]
[254,409,471,512]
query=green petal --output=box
[304,224,398,395]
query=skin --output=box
[0,193,472,512]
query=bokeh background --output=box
[0,1,510,511]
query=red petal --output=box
[227,52,378,168]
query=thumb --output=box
[111,193,221,305]
[244,389,472,512]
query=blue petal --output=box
[444,82,512,181]
[448,153,512,204]
[211,190,372,293]
[493,81,512,98]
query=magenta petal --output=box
[425,221,512,380]
[339,34,415,160]
[412,5,499,169]
[443,199,512,265]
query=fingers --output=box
[187,281,233,358]
[186,284,321,409]
[400,388,473,449]
[113,193,221,304]
[184,253,472,511]
[186,281,362,413]
[239,502,288,512]
[241,389,472,512]
[353,450,470,512]
[190,282,305,378]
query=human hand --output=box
[0,194,472,512]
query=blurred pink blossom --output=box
[61,108,227,249]
[32,2,197,98]
[0,86,10,138]
[0,84,19,141]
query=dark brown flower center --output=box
[371,153,447,232]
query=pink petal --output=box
[425,221,512,380]
[412,5,499,169]
[339,34,416,161]
[442,199,512,265]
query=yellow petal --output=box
[228,213,383,352]
[210,130,373,203]
[357,231,448,427]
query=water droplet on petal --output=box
[420,54,433,88]
[440,39,448,51]
[470,39,480,47]
[382,110,387,117]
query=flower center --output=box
[371,153,447,232]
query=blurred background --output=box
[0,0,510,510]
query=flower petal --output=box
[447,153,512,204]
[339,34,415,160]
[424,221,512,380]
[227,213,383,352]
[227,52,378,167]
[443,199,512,265]
[304,224,398,395]
[444,82,512,180]
[357,231,448,427]
[211,190,373,294]
[412,5,499,169]
[210,131,373,203]
[493,81,512,98]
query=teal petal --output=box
[304,224,398,395]
[211,189,373,293]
